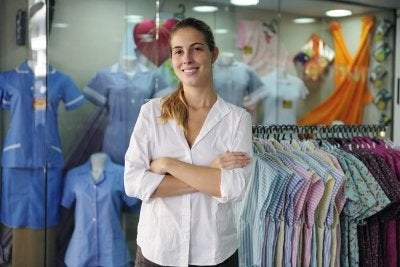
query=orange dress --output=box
[298,16,375,125]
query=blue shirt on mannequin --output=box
[62,153,140,267]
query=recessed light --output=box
[123,15,143,23]
[230,0,259,6]
[293,18,316,24]
[52,23,69,28]
[325,9,352,17]
[192,6,219,12]
[214,28,229,34]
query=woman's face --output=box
[170,27,218,89]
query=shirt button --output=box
[92,218,96,223]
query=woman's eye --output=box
[173,50,183,56]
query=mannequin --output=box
[83,55,169,164]
[0,4,86,267]
[120,55,138,77]
[90,152,107,182]
[219,51,235,66]
[62,153,139,267]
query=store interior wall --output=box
[0,0,398,265]
[0,0,396,156]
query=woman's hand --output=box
[150,157,171,174]
[210,151,251,169]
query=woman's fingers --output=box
[220,152,251,169]
[210,151,251,169]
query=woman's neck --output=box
[184,88,217,109]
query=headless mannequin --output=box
[13,55,56,267]
[120,55,138,78]
[12,5,55,267]
[90,152,107,182]
[218,52,235,66]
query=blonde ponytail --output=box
[160,83,189,132]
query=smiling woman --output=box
[0,0,398,266]
[124,17,253,267]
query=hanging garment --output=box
[298,16,375,125]
[236,20,293,76]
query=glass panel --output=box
[0,0,397,266]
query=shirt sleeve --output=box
[58,73,86,110]
[214,110,253,203]
[0,75,11,110]
[83,71,109,106]
[124,101,165,203]
[246,66,264,94]
[61,171,77,209]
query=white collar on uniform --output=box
[111,62,149,74]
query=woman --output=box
[124,17,253,267]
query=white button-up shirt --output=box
[124,96,253,266]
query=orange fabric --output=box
[298,16,375,125]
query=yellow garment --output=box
[298,16,375,125]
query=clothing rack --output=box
[252,124,387,139]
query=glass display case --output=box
[0,0,398,266]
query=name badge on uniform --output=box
[33,97,46,110]
[282,100,293,109]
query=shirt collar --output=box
[16,60,56,75]
[86,153,115,184]
[111,62,149,74]
[190,96,231,149]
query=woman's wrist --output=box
[163,157,174,174]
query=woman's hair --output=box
[159,17,216,132]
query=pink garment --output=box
[236,20,293,76]
[302,174,325,267]
[291,166,313,267]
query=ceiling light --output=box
[214,28,229,34]
[230,0,259,6]
[192,6,219,12]
[293,18,316,24]
[52,23,69,28]
[325,9,352,17]
[123,15,143,23]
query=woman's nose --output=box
[183,52,193,64]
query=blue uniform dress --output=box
[83,63,168,164]
[0,61,86,228]
[62,154,140,267]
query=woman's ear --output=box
[211,47,219,64]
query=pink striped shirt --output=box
[302,173,325,267]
